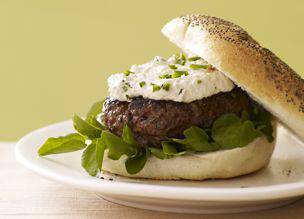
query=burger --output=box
[38,15,304,180]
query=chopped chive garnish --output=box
[122,82,132,92]
[124,70,134,76]
[178,88,183,95]
[188,56,201,61]
[172,70,188,78]
[189,64,210,69]
[197,80,202,84]
[172,71,184,78]
[151,83,161,92]
[176,53,187,65]
[159,74,172,79]
[162,83,171,91]
[122,85,128,92]
[168,64,177,70]
[125,94,131,99]
[139,81,146,87]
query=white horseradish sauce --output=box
[107,54,235,103]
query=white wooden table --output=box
[1,142,304,219]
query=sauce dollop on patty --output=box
[107,54,235,103]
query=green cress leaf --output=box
[122,124,138,148]
[170,127,219,152]
[259,123,274,142]
[162,141,188,156]
[86,116,105,130]
[101,131,137,160]
[148,147,168,159]
[162,141,178,155]
[212,114,261,149]
[252,106,271,123]
[85,100,106,130]
[96,138,106,170]
[183,126,219,152]
[251,107,274,142]
[241,110,250,121]
[170,138,188,145]
[81,142,99,176]
[38,133,86,156]
[86,100,105,119]
[125,149,147,174]
[73,114,102,139]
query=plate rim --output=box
[15,120,304,202]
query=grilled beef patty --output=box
[102,88,251,148]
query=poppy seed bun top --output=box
[162,14,304,141]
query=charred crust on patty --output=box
[102,88,251,148]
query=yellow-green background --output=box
[1,0,303,141]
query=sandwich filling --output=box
[38,53,275,176]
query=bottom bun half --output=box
[102,126,277,180]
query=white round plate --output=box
[15,121,304,214]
